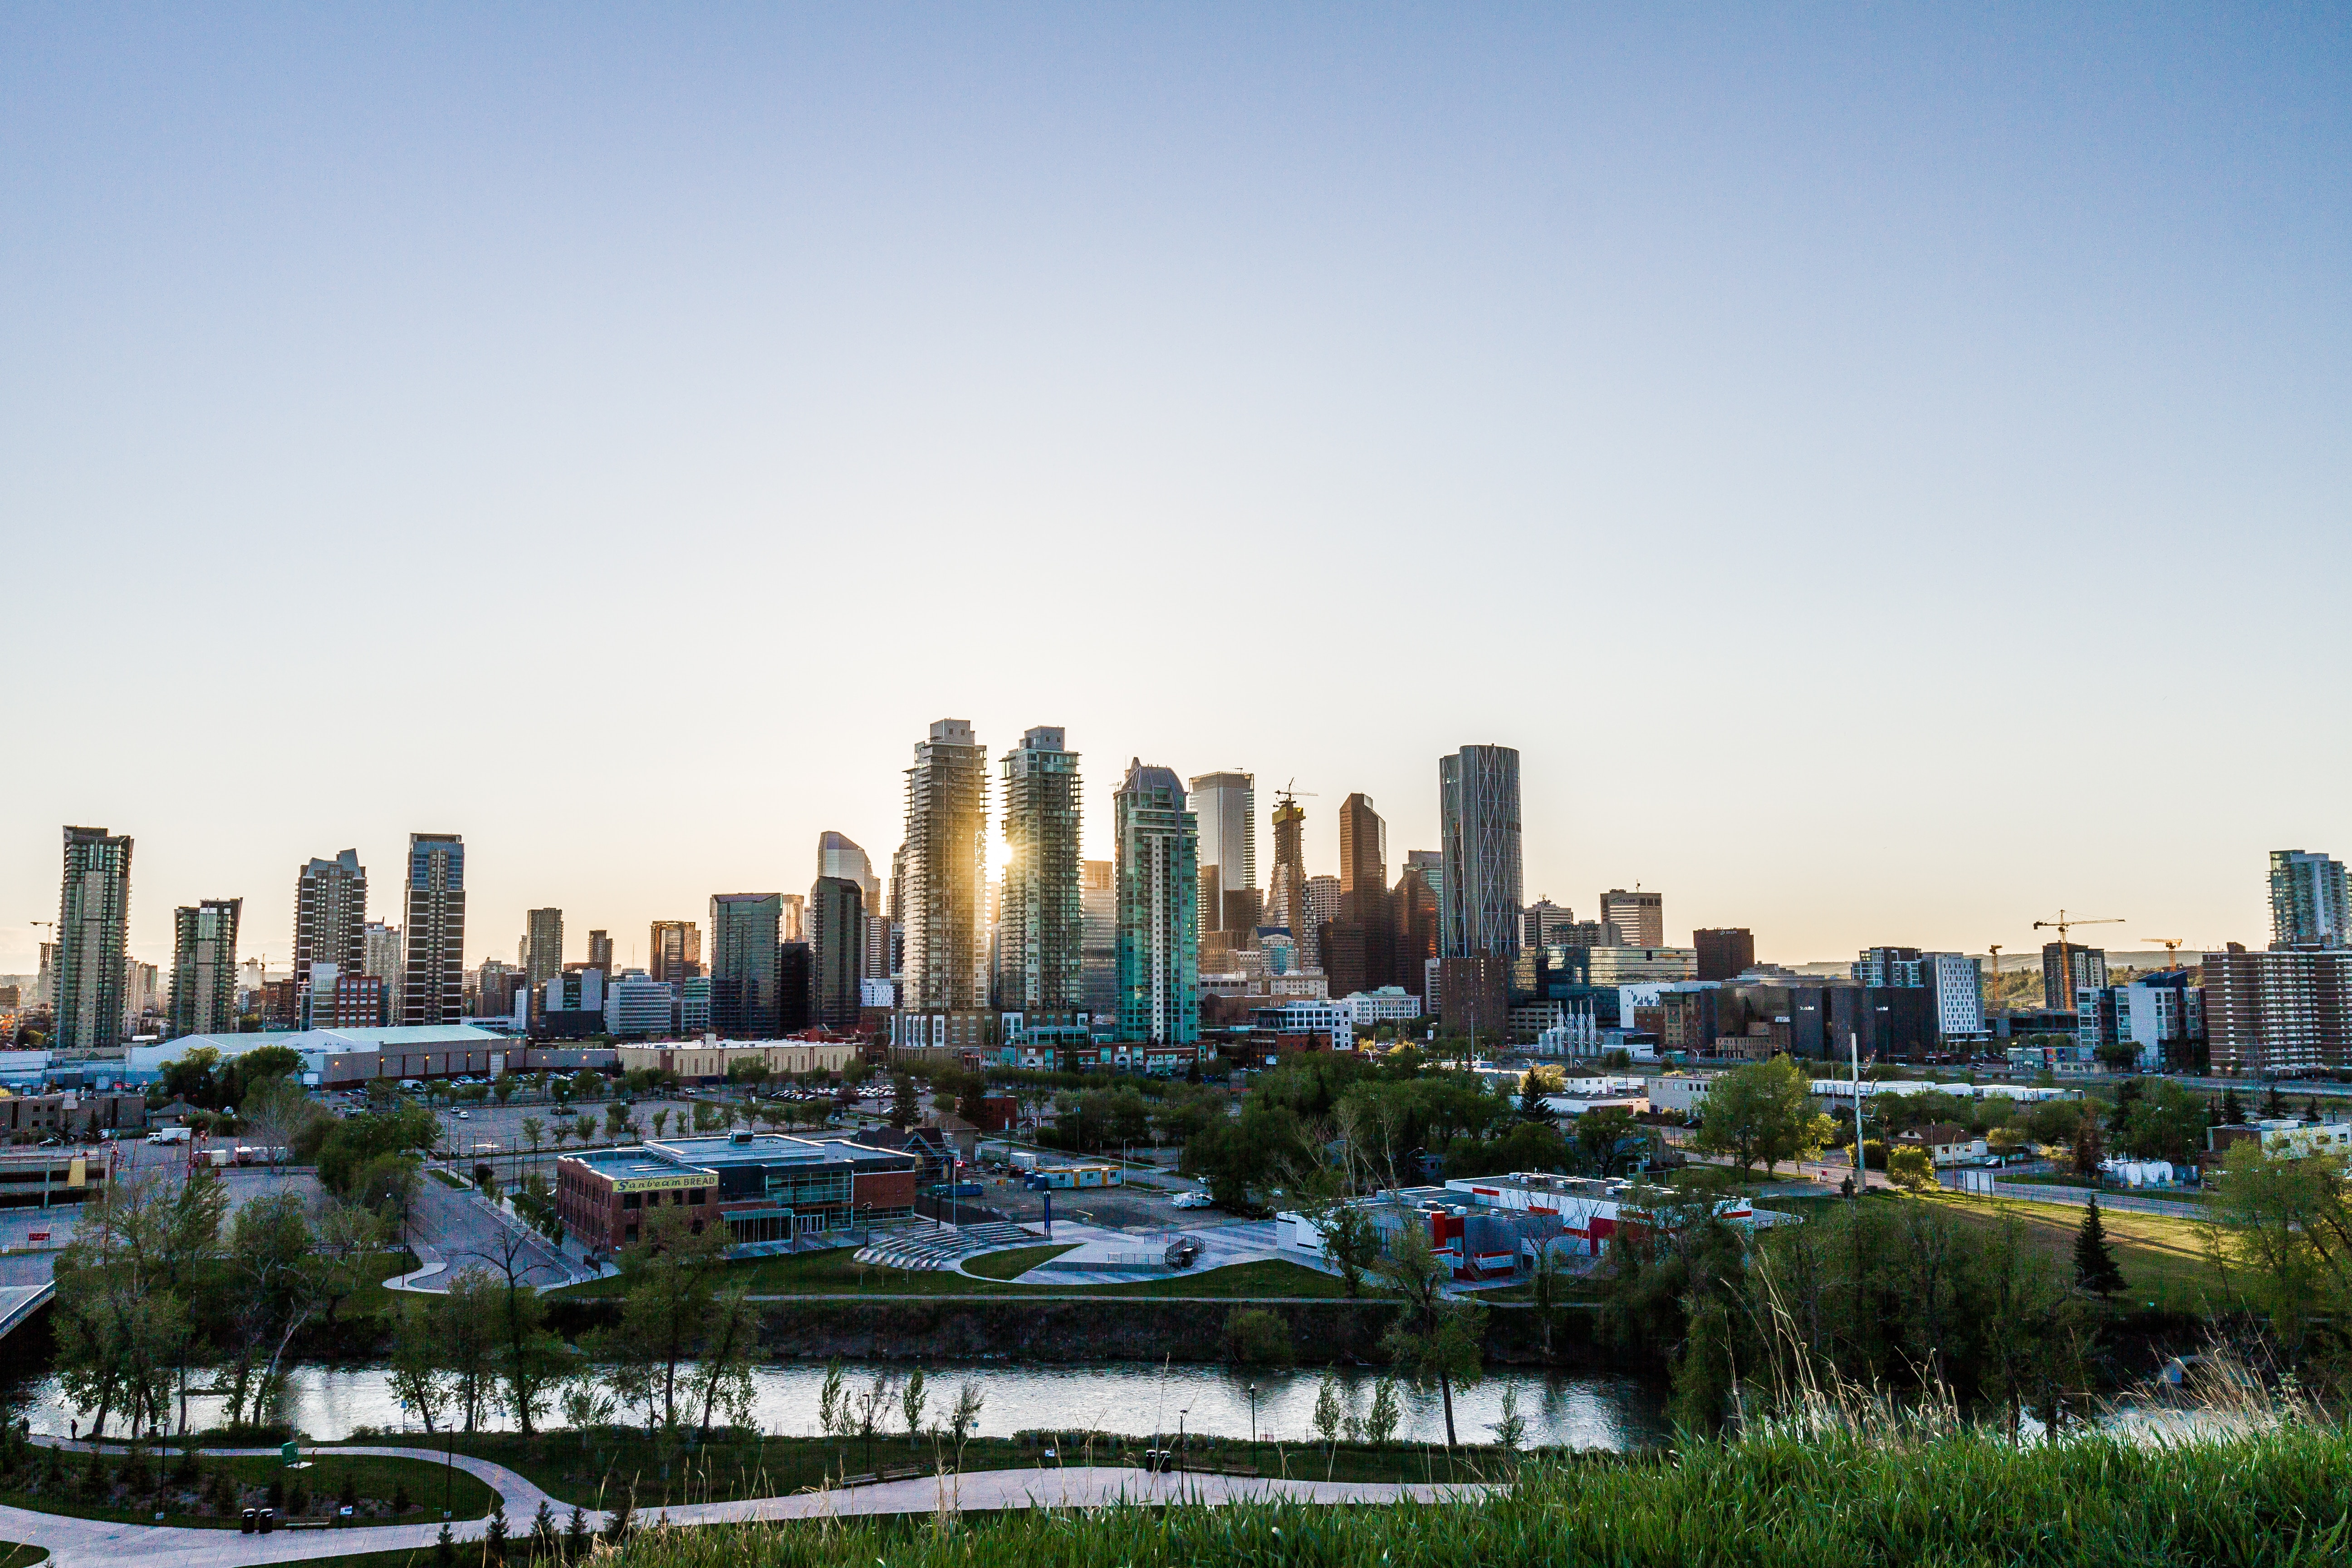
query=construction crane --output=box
[2032,911,2125,1008]
[1274,777,1319,806]
[2140,937,2186,971]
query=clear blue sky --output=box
[3,5,2347,972]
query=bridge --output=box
[0,1281,55,1342]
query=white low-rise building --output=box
[1342,987,1423,1025]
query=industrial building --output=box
[555,1131,918,1259]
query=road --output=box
[4,1441,1482,1568]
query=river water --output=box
[15,1362,1670,1451]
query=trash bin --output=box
[241,1509,257,1534]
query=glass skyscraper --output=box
[1115,760,1200,1046]
[999,726,1083,1011]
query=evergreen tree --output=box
[603,1488,635,1544]
[1516,1073,1553,1125]
[483,1494,508,1561]
[2073,1196,2124,1295]
[531,1500,559,1558]
[2222,1087,2244,1126]
[564,1505,592,1559]
[2263,1082,2285,1118]
[435,1521,456,1568]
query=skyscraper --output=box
[1115,761,1199,1046]
[1306,876,1342,941]
[1694,927,1756,981]
[809,875,865,1030]
[363,920,402,1019]
[1330,793,1397,995]
[1080,858,1117,1017]
[1405,849,1444,913]
[293,850,367,995]
[649,920,701,982]
[2042,942,2110,1010]
[1439,745,1522,961]
[818,831,883,913]
[586,930,613,972]
[780,894,807,944]
[55,826,133,1052]
[169,898,242,1036]
[902,718,990,1010]
[996,726,1083,1012]
[1394,861,1439,995]
[1188,771,1256,931]
[2270,850,2350,949]
[1269,793,1309,957]
[401,833,466,1024]
[1521,899,1577,951]
[710,893,783,1036]
[1600,889,1663,948]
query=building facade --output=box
[168,898,242,1036]
[401,833,466,1025]
[524,908,565,1007]
[997,725,1083,1011]
[808,875,866,1030]
[55,826,133,1053]
[1188,771,1256,933]
[902,718,990,1010]
[649,920,701,982]
[1599,889,1663,949]
[1115,761,1200,1046]
[2270,850,2350,949]
[2041,943,2109,1010]
[1079,858,1118,1018]
[2202,946,2352,1076]
[293,849,367,996]
[1694,927,1756,981]
[555,1132,917,1259]
[1439,745,1522,962]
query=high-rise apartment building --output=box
[2204,946,2352,1076]
[1600,889,1663,949]
[1080,858,1118,1017]
[55,826,133,1052]
[293,850,367,995]
[710,894,783,1036]
[168,897,241,1036]
[524,908,565,995]
[901,719,990,1010]
[1438,745,1522,961]
[1189,772,1256,931]
[2041,943,2109,1010]
[586,930,613,972]
[1269,794,1309,953]
[998,726,1083,1011]
[649,921,701,982]
[780,894,807,944]
[401,834,466,1024]
[2270,850,2350,949]
[1115,761,1200,1045]
[1693,927,1756,982]
[363,921,402,1019]
[809,875,866,1030]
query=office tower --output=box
[1394,862,1439,995]
[586,930,613,972]
[901,718,990,1010]
[55,826,133,1052]
[1694,927,1756,982]
[1438,745,1522,960]
[400,833,466,1025]
[524,908,565,995]
[363,921,402,1019]
[1337,793,1385,895]
[780,894,807,944]
[649,920,701,983]
[1080,858,1118,1017]
[998,726,1083,1011]
[474,958,520,1019]
[1306,876,1341,940]
[292,850,367,994]
[809,875,866,1029]
[1189,772,1256,930]
[1599,889,1663,949]
[2041,942,2109,1010]
[2270,850,2351,949]
[818,830,883,914]
[777,941,813,1033]
[1328,793,1397,995]
[1521,899,1577,951]
[168,898,241,1036]
[1405,849,1443,913]
[1114,760,1199,1045]
[710,893,783,1036]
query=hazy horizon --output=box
[4,6,2346,975]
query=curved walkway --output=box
[5,1444,1481,1567]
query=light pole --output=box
[1246,1382,1259,1470]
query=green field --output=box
[553,1247,1352,1300]
[1921,1190,2232,1312]
[0,1450,496,1530]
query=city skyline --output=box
[3,10,2346,972]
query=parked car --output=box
[1171,1191,1214,1210]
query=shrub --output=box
[1223,1306,1295,1367]
[1887,1147,1935,1191]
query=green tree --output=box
[887,1072,921,1130]
[2073,1196,2124,1296]
[2118,1079,2208,1165]
[1317,1202,1384,1298]
[1573,1107,1639,1176]
[388,1301,452,1433]
[2222,1086,2245,1126]
[1691,1057,1834,1177]
[1887,1146,1935,1191]
[2210,1141,2352,1375]
[599,1205,736,1431]
[1375,1224,1486,1446]
[1515,1071,1554,1125]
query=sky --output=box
[2,4,2347,975]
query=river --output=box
[12,1362,1671,1451]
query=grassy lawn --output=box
[0,1450,495,1529]
[315,1431,1532,1511]
[553,1248,1351,1300]
[1918,1190,2233,1312]
[959,1245,1075,1280]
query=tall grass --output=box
[598,1419,2352,1568]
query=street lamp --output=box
[1246,1382,1259,1470]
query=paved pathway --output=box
[3,1443,1478,1567]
